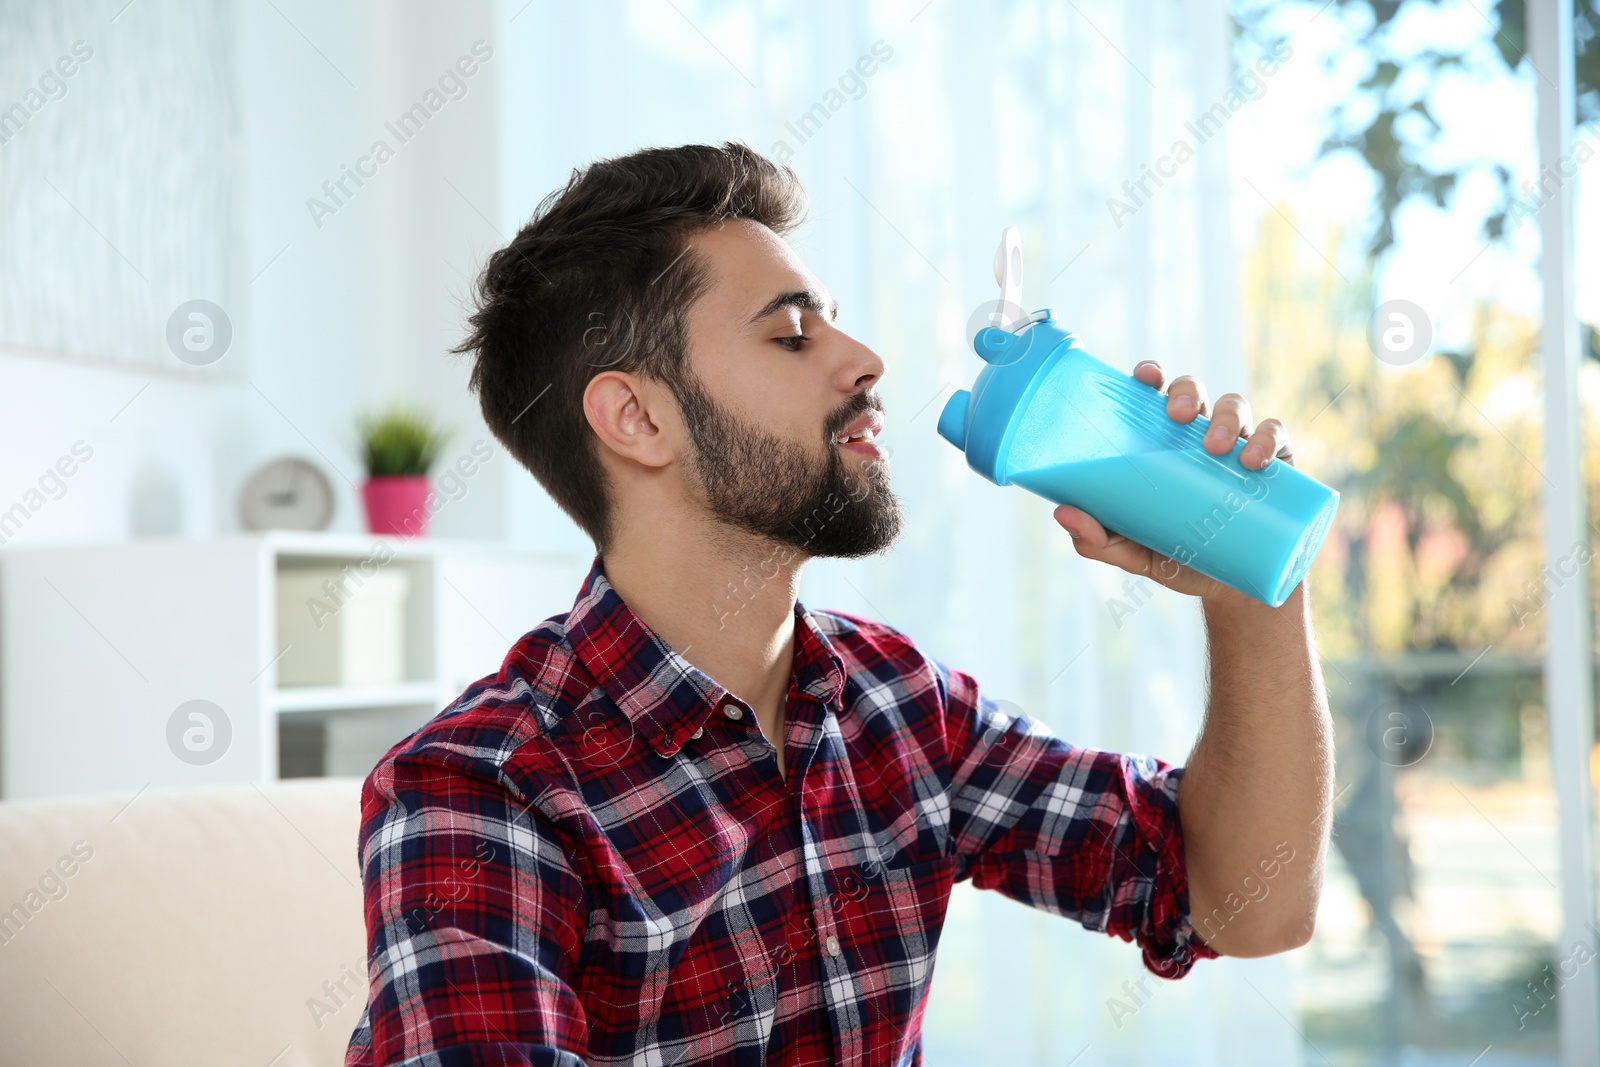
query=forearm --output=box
[1176,581,1333,957]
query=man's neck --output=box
[602,514,807,750]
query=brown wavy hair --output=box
[453,141,809,551]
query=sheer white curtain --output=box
[500,1,1296,1063]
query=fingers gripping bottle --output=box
[935,227,1340,608]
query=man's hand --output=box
[1050,359,1295,603]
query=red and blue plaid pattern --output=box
[345,556,1215,1066]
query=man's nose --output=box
[837,333,886,392]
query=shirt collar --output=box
[564,555,847,758]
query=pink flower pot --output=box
[362,475,432,537]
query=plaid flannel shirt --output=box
[346,556,1215,1067]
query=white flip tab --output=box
[991,225,1024,330]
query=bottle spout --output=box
[937,389,971,449]
[974,326,1020,364]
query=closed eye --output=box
[774,335,811,352]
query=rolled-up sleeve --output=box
[934,658,1218,979]
[348,743,594,1066]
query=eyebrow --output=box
[744,289,839,331]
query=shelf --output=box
[271,681,441,714]
[260,530,591,565]
[0,536,591,798]
[0,531,592,565]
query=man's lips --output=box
[832,409,885,447]
[838,436,883,458]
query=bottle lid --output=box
[939,225,1075,484]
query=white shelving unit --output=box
[0,532,590,799]
[270,681,442,714]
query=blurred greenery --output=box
[1300,947,1562,1058]
[1231,0,1600,657]
[1222,7,1589,1064]
[1237,0,1600,258]
[355,402,451,478]
[1237,207,1587,657]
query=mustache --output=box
[825,391,884,440]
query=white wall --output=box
[0,0,581,552]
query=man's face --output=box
[672,219,901,559]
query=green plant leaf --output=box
[355,402,452,477]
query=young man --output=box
[346,141,1332,1067]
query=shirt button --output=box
[723,705,744,720]
[690,727,704,740]
[826,935,841,957]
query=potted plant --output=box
[356,402,451,537]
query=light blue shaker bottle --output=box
[935,229,1339,608]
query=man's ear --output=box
[583,370,678,468]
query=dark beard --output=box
[670,368,902,559]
